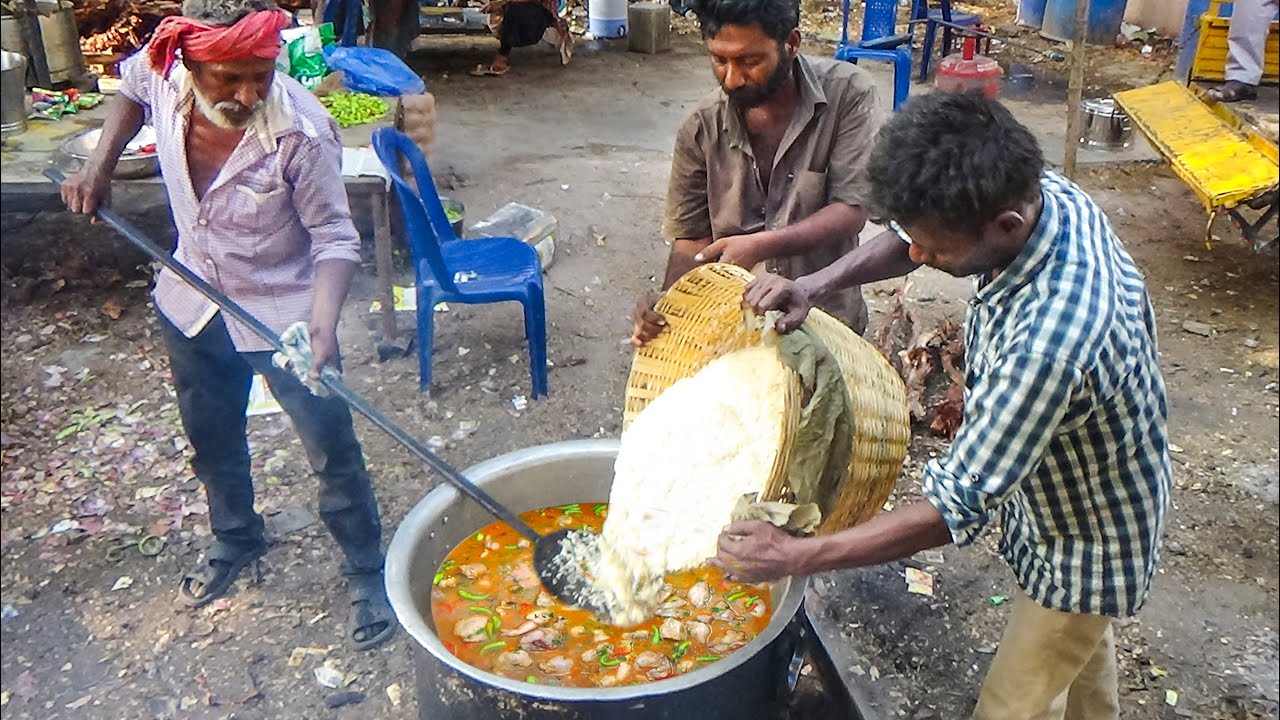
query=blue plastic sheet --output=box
[323,46,426,97]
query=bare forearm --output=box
[803,229,918,299]
[310,259,357,333]
[85,96,146,179]
[662,237,711,288]
[757,203,866,259]
[799,501,953,575]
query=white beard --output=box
[192,84,263,130]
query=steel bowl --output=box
[60,126,160,179]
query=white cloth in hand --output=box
[271,321,332,397]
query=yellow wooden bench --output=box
[1113,81,1278,251]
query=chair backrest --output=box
[371,127,459,293]
[861,0,900,42]
[841,0,898,45]
[908,0,958,22]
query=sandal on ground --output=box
[1205,80,1258,103]
[470,63,510,77]
[178,540,267,608]
[348,571,398,651]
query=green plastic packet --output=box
[285,22,336,89]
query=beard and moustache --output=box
[192,83,264,130]
[724,48,793,109]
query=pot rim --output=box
[385,438,807,702]
[1,50,27,71]
[1080,97,1126,116]
[61,126,159,161]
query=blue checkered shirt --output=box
[921,172,1172,618]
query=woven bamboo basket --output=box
[624,264,911,533]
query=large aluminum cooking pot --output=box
[386,439,808,719]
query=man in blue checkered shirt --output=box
[712,92,1172,719]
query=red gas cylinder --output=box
[935,36,1003,98]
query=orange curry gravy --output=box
[429,503,773,687]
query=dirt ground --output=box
[2,13,1278,720]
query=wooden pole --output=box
[372,190,399,345]
[1062,0,1090,180]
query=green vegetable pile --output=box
[319,92,389,128]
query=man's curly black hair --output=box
[684,0,800,44]
[866,91,1045,235]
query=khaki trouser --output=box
[973,592,1120,720]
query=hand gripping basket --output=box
[624,264,911,533]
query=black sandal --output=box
[347,571,398,651]
[177,540,267,608]
[1205,80,1258,103]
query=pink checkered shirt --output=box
[118,50,361,352]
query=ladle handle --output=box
[44,168,544,543]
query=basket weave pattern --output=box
[624,264,911,533]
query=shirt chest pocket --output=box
[224,175,294,236]
[236,183,285,205]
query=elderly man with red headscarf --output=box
[60,0,397,651]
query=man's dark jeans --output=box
[160,312,383,576]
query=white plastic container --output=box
[589,0,628,39]
[467,203,558,272]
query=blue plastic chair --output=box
[371,128,549,398]
[834,0,912,110]
[911,0,985,82]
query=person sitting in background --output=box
[1206,0,1279,102]
[473,0,572,76]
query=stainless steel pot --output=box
[1,49,26,138]
[385,439,809,719]
[1079,98,1133,149]
[0,13,27,59]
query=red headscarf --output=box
[148,9,292,78]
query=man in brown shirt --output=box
[631,0,885,344]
